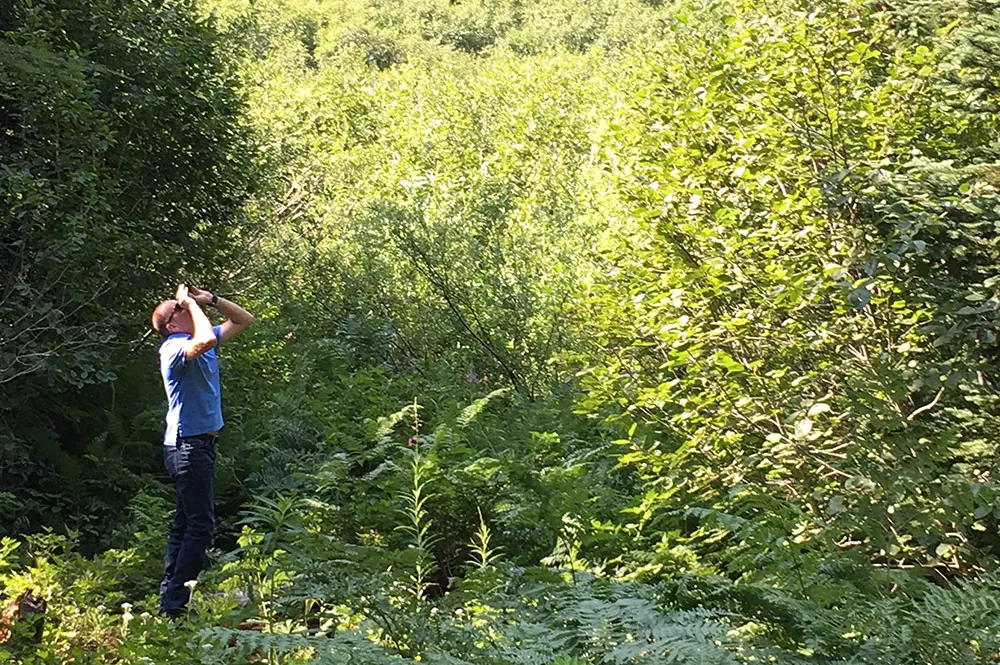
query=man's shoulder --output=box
[159,334,186,355]
[159,334,190,377]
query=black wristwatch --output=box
[210,293,219,306]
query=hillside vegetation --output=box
[3,0,1000,662]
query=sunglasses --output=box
[163,302,186,329]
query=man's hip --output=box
[164,434,217,479]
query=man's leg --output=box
[159,479,187,599]
[159,436,216,616]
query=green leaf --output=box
[807,403,831,417]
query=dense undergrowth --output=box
[4,0,1000,662]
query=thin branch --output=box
[907,385,946,421]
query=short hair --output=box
[151,300,177,337]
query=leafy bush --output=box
[0,0,259,540]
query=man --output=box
[150,283,253,617]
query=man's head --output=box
[152,299,193,337]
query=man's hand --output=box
[175,283,189,304]
[187,284,215,306]
[179,283,254,343]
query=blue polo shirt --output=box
[159,325,224,446]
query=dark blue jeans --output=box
[160,434,216,615]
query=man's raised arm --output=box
[177,283,218,361]
[189,285,254,343]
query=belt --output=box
[179,432,219,442]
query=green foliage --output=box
[397,447,439,600]
[1,0,255,392]
[578,0,1000,585]
[0,0,259,541]
[8,0,1000,662]
[467,508,501,570]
